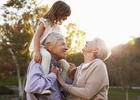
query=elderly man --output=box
[25,33,68,100]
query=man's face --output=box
[51,39,68,60]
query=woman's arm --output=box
[67,63,77,80]
[61,64,107,99]
[34,23,45,63]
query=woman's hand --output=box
[34,51,42,63]
[67,63,77,80]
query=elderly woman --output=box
[57,38,111,100]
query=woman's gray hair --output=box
[92,38,111,61]
[43,32,64,45]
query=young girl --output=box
[29,1,71,76]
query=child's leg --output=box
[40,47,51,75]
[58,59,70,80]
[58,59,71,97]
[40,47,52,95]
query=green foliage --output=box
[4,0,27,8]
[0,0,86,76]
[106,37,140,87]
[66,52,84,66]
[0,0,49,76]
[65,23,86,54]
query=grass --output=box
[0,75,18,86]
[1,77,140,100]
[0,75,25,86]
[0,95,18,100]
[109,87,140,100]
[0,87,140,100]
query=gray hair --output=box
[92,38,111,61]
[43,32,64,45]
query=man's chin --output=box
[57,56,65,60]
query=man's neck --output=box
[51,54,61,61]
[51,54,62,68]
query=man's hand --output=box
[51,64,65,86]
[51,64,59,76]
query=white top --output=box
[29,18,62,53]
[81,62,91,70]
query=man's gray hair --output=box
[44,32,64,45]
[92,38,111,61]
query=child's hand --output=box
[34,51,42,63]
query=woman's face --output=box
[82,41,98,53]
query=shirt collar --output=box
[80,59,98,70]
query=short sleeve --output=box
[39,18,48,28]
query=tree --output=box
[66,52,84,66]
[106,37,140,100]
[0,0,86,99]
[0,0,48,99]
[65,23,86,54]
[65,23,86,66]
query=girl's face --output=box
[58,16,68,25]
[62,16,68,21]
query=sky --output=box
[1,0,140,48]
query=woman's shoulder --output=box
[90,59,106,68]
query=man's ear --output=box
[45,42,53,51]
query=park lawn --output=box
[109,87,140,100]
[1,77,140,100]
[0,75,25,86]
[0,76,18,86]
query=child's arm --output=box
[34,23,45,63]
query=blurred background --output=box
[0,0,140,100]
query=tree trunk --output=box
[8,48,24,100]
[125,87,128,100]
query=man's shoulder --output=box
[29,59,41,67]
[27,59,42,73]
